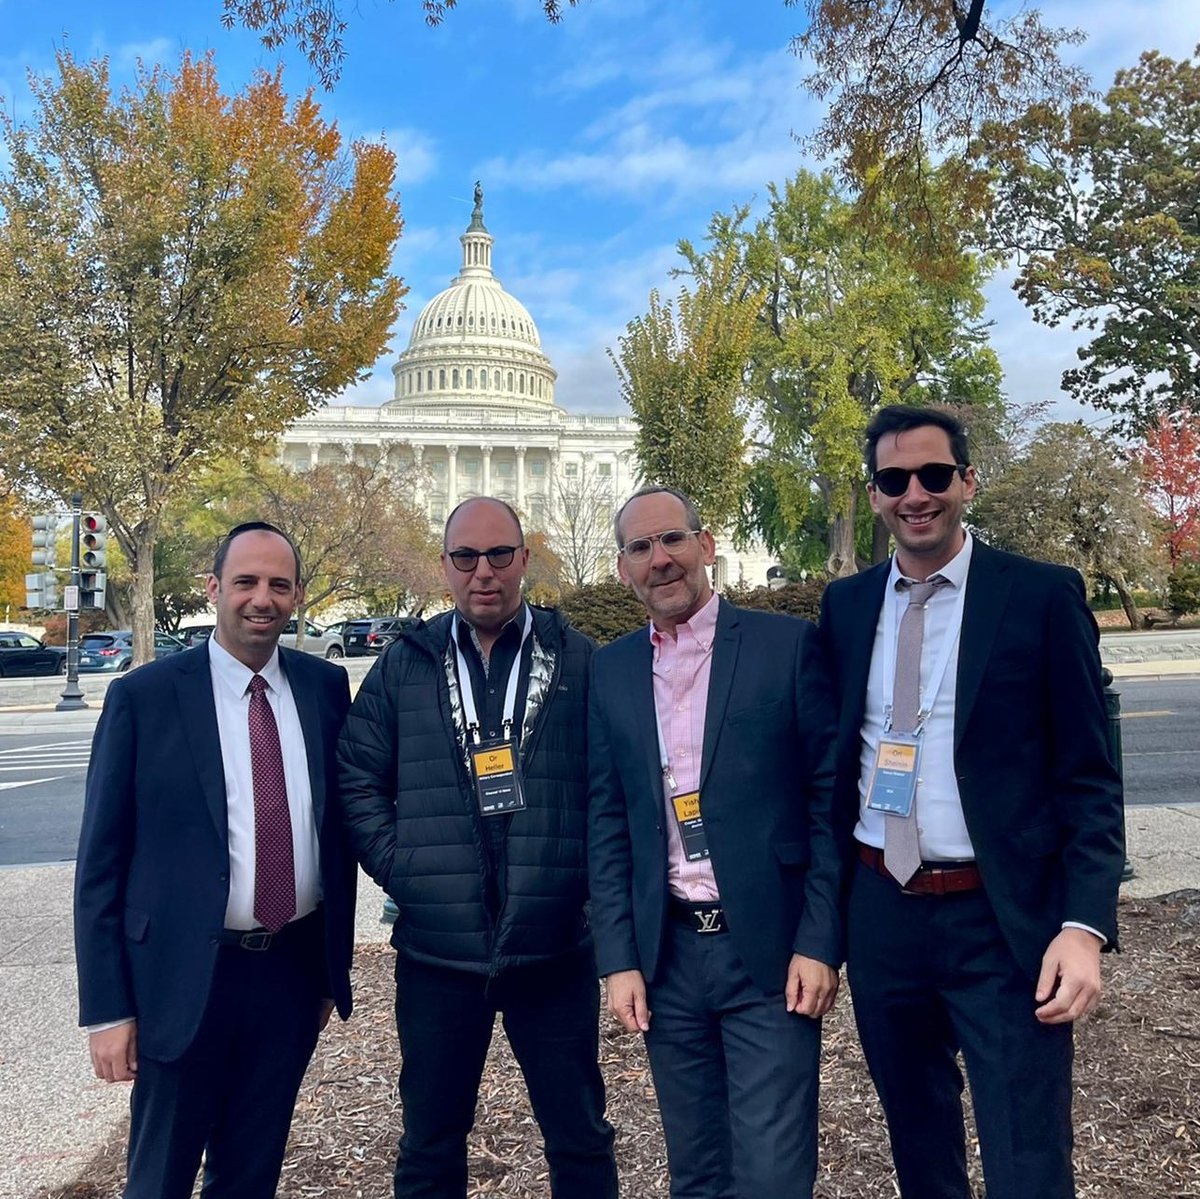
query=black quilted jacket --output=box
[337,606,595,972]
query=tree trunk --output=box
[826,489,858,578]
[294,599,307,650]
[1110,568,1141,630]
[871,514,891,565]
[129,527,157,667]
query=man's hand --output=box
[605,969,651,1033]
[90,1021,138,1083]
[1035,927,1103,1024]
[318,999,336,1032]
[786,954,839,1018]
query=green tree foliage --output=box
[722,579,826,623]
[559,580,647,646]
[610,246,760,535]
[0,51,404,663]
[970,422,1165,628]
[984,48,1200,431]
[1166,562,1200,619]
[673,170,1001,576]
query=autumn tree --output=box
[611,246,759,535]
[209,453,442,631]
[674,170,1001,577]
[970,421,1164,628]
[0,498,29,615]
[0,52,403,663]
[547,466,621,589]
[1139,410,1200,568]
[984,48,1200,432]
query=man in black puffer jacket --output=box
[337,497,618,1199]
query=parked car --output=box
[279,619,344,659]
[341,616,411,656]
[0,631,67,677]
[178,625,214,647]
[78,630,188,673]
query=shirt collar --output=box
[453,602,529,656]
[208,631,284,699]
[887,530,974,594]
[649,590,720,656]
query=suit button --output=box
[218,872,228,882]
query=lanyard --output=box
[880,575,966,734]
[652,703,677,792]
[453,606,533,744]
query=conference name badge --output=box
[865,734,922,818]
[671,790,709,861]
[470,739,527,816]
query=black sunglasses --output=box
[871,463,967,498]
[446,544,523,572]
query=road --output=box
[0,678,1195,868]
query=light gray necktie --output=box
[883,576,947,886]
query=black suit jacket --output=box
[819,539,1125,980]
[587,598,843,994]
[74,642,356,1062]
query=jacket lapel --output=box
[281,649,326,830]
[843,565,889,731]
[174,642,229,842]
[955,540,1012,748]
[699,599,740,794]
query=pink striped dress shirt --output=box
[650,591,721,902]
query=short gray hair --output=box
[613,485,703,548]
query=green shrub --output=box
[1167,562,1200,617]
[723,579,827,623]
[559,581,647,645]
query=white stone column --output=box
[515,445,527,512]
[447,445,458,510]
[548,448,561,520]
[481,443,493,496]
[412,444,426,513]
[308,442,321,468]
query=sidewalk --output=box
[3,815,1199,1199]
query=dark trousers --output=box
[392,950,618,1199]
[847,860,1076,1199]
[643,919,823,1199]
[124,924,325,1199]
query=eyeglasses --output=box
[446,544,523,572]
[619,529,702,564]
[871,463,968,498]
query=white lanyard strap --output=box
[652,703,677,792]
[881,575,965,734]
[453,606,533,743]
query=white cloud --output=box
[381,126,438,186]
[112,37,177,70]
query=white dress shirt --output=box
[208,636,321,930]
[855,534,975,861]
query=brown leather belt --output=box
[857,844,983,896]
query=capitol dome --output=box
[389,187,557,411]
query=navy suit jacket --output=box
[819,539,1125,980]
[587,598,844,995]
[74,641,356,1062]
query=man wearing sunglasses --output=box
[819,405,1124,1199]
[337,497,617,1198]
[587,485,842,1199]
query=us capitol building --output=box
[281,188,773,587]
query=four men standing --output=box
[75,408,1124,1197]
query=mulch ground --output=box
[40,891,1199,1199]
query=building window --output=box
[479,369,488,388]
[519,374,525,394]
[529,459,546,477]
[466,369,474,388]
[456,315,462,327]
[416,372,422,392]
[496,459,513,477]
[430,498,446,523]
[507,372,514,391]
[564,462,579,478]
[427,370,433,390]
[468,313,474,326]
[452,369,460,388]
[438,369,446,389]
[463,458,480,476]
[598,462,612,478]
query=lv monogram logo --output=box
[695,908,722,934]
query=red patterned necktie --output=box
[248,674,295,932]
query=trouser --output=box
[847,860,1076,1199]
[392,949,618,1199]
[642,918,823,1199]
[124,916,325,1199]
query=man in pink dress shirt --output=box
[587,485,845,1199]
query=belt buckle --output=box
[239,930,273,951]
[693,907,723,934]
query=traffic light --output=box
[24,571,59,610]
[80,569,107,611]
[81,514,108,568]
[32,514,59,567]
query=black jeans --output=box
[392,949,618,1199]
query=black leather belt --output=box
[218,907,322,951]
[857,844,983,896]
[668,899,728,934]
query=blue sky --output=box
[3,0,1199,420]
